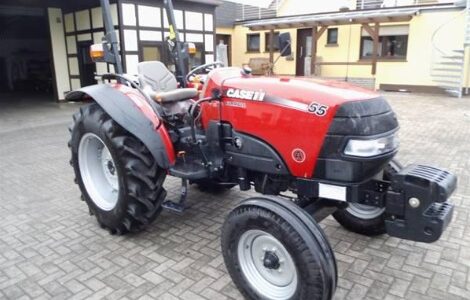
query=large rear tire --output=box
[332,160,401,236]
[222,197,336,300]
[69,103,167,234]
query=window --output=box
[139,42,168,65]
[264,32,280,52]
[360,35,408,59]
[326,28,338,45]
[360,25,409,59]
[247,34,260,52]
[141,45,162,62]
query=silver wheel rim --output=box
[237,230,298,300]
[345,163,399,220]
[78,133,119,211]
[346,203,385,219]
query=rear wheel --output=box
[69,103,167,234]
[222,197,336,300]
[332,160,401,236]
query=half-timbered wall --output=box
[119,0,216,74]
[59,1,215,92]
[63,4,119,90]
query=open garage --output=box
[0,5,53,103]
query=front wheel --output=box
[222,197,336,300]
[332,160,401,236]
[69,103,167,234]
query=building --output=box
[216,0,470,97]
[0,0,220,102]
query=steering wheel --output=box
[186,61,224,83]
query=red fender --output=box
[66,83,176,168]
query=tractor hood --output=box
[205,67,379,109]
[201,68,398,179]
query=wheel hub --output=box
[263,251,280,270]
[237,230,298,300]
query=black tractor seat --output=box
[148,88,198,103]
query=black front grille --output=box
[313,97,399,183]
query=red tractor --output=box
[67,1,456,299]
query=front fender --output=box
[66,84,175,168]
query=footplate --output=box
[385,164,457,243]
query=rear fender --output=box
[66,84,175,168]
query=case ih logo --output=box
[226,88,265,101]
[292,148,306,163]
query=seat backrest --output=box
[137,61,177,92]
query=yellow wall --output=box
[216,27,234,35]
[375,10,467,89]
[224,8,469,89]
[48,8,70,100]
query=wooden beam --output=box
[316,25,328,41]
[311,26,318,76]
[362,23,375,38]
[268,29,274,63]
[370,22,380,75]
[269,29,274,75]
[314,61,373,66]
[362,23,380,75]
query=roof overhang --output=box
[243,7,421,30]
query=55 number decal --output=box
[307,102,329,116]
[308,102,329,116]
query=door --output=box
[77,41,96,87]
[296,29,313,76]
[215,34,231,66]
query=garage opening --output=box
[0,6,54,103]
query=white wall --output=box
[48,8,70,100]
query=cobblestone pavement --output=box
[1,92,470,300]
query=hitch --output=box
[385,164,457,243]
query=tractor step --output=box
[162,201,187,214]
[169,160,209,180]
[162,178,189,214]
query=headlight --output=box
[344,133,399,157]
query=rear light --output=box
[90,43,105,61]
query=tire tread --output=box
[70,103,166,235]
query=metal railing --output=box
[429,0,469,97]
[356,0,454,10]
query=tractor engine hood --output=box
[205,67,380,109]
[202,68,398,180]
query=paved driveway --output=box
[0,92,470,300]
